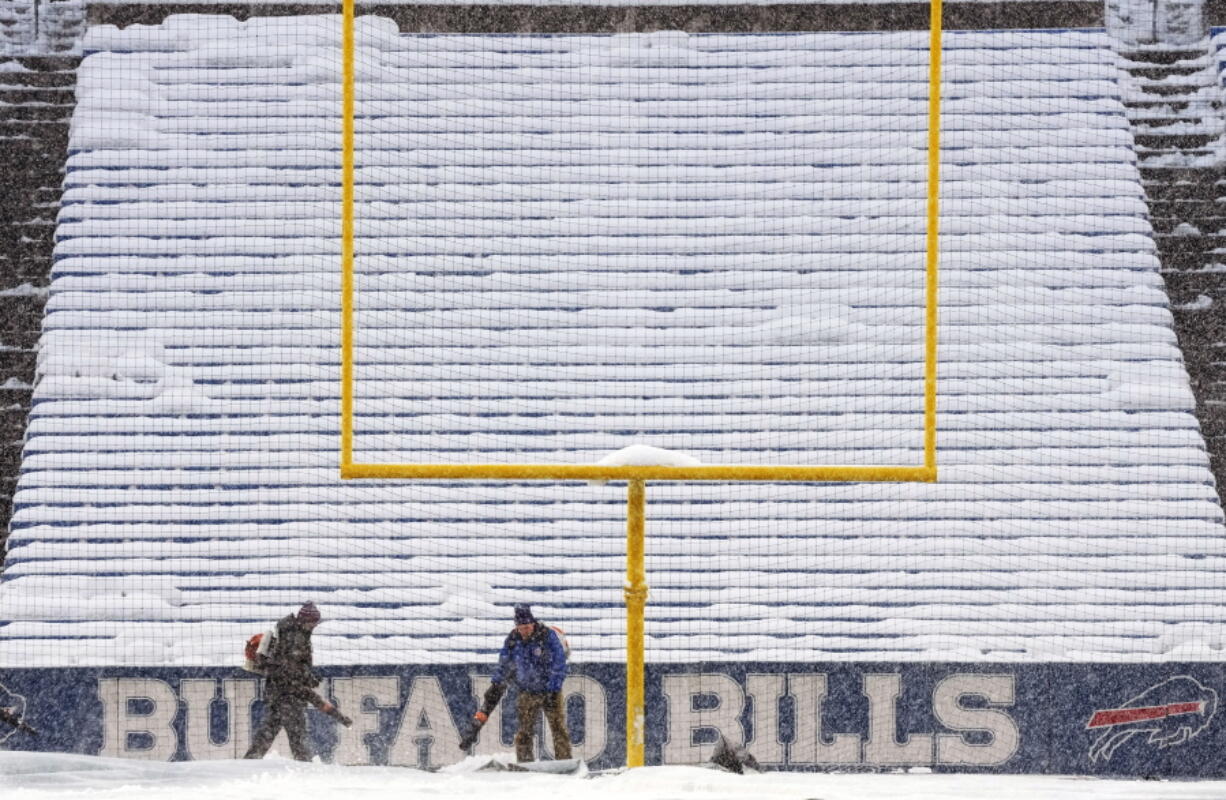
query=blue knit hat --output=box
[514,604,536,624]
[297,601,321,625]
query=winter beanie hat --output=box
[297,601,321,625]
[514,604,536,625]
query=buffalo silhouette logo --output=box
[1087,676,1217,762]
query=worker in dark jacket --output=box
[245,602,323,761]
[480,604,572,762]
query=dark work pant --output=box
[245,687,311,761]
[514,690,572,762]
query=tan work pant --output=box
[514,690,573,762]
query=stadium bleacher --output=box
[0,15,1223,667]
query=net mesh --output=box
[2,14,1223,683]
[349,28,930,469]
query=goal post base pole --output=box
[625,478,648,769]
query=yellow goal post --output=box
[338,0,941,768]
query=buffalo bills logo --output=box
[1087,676,1217,762]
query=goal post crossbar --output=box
[340,463,938,482]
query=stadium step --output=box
[1117,48,1206,65]
[1144,198,1220,217]
[1169,300,1224,326]
[0,105,74,123]
[3,137,72,160]
[0,407,31,436]
[0,272,50,292]
[1160,251,1218,271]
[1154,233,1226,256]
[0,67,74,86]
[1125,65,1211,80]
[1154,241,1223,271]
[0,444,23,476]
[0,86,75,105]
[0,390,32,421]
[1148,216,1226,235]
[4,56,79,72]
[1133,133,1219,150]
[0,198,56,219]
[0,125,68,147]
[1158,280,1224,310]
[0,261,57,285]
[0,329,41,352]
[1125,100,1201,115]
[0,120,73,141]
[1141,216,1215,236]
[0,238,55,264]
[3,224,55,246]
[1161,271,1226,296]
[0,351,37,385]
[1140,164,1225,183]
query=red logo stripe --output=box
[1087,701,1204,729]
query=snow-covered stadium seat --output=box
[1,16,1223,667]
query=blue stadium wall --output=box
[3,663,1226,775]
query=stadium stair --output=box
[1115,35,1226,505]
[0,0,85,55]
[1,18,1225,667]
[0,53,77,550]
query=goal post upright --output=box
[338,0,941,768]
[625,479,648,768]
[925,0,941,475]
[340,0,356,473]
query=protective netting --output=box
[1,14,1223,680]
[347,28,932,469]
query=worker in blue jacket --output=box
[472,604,572,762]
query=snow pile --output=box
[596,445,703,469]
[588,444,702,485]
[0,577,183,622]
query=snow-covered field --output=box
[4,751,1226,800]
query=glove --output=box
[460,681,505,752]
[458,712,487,751]
[318,701,353,728]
